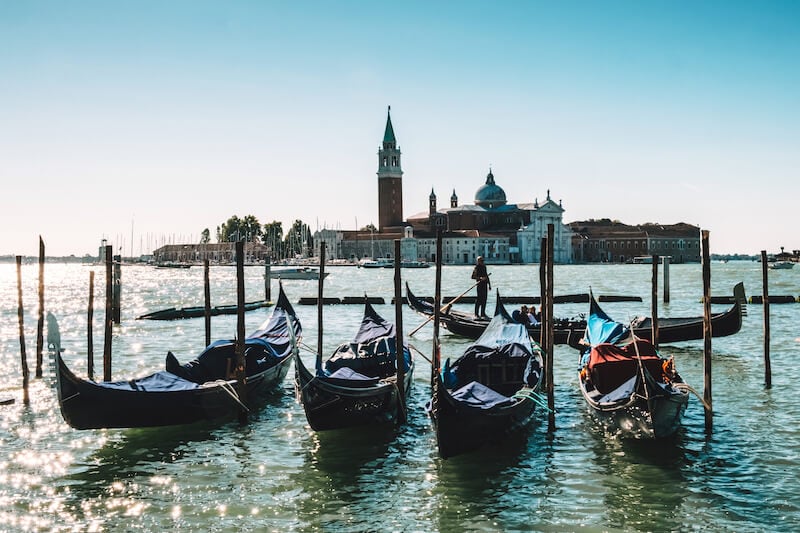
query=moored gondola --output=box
[430,294,545,458]
[52,285,301,430]
[406,282,585,346]
[294,299,413,431]
[578,292,689,438]
[137,299,273,320]
[407,282,746,347]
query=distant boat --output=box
[769,261,795,270]
[359,258,393,269]
[400,260,431,268]
[138,300,273,321]
[269,266,328,280]
[155,262,191,269]
[359,258,430,269]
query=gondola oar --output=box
[409,274,491,336]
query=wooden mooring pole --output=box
[265,257,272,302]
[393,240,406,423]
[103,245,113,381]
[663,256,670,304]
[234,241,248,424]
[87,271,95,380]
[539,238,546,347]
[651,254,660,348]
[761,250,772,389]
[204,259,211,347]
[432,231,443,386]
[16,256,30,405]
[112,254,121,324]
[35,236,45,378]
[546,224,555,432]
[701,230,713,433]
[316,243,326,373]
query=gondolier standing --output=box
[471,256,491,319]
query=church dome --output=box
[474,169,507,208]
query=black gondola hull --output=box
[406,282,745,347]
[431,375,538,459]
[294,352,413,431]
[579,376,689,438]
[55,354,290,430]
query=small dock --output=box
[295,294,642,305]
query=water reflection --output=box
[587,427,688,531]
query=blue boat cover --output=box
[583,291,632,347]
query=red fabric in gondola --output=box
[587,340,664,394]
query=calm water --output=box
[1,261,798,532]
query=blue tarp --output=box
[584,292,631,346]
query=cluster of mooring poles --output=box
[6,231,777,433]
[9,238,266,425]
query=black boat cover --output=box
[323,301,411,378]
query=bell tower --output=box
[377,106,403,232]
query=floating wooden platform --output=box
[749,295,798,304]
[709,295,797,304]
[296,294,642,305]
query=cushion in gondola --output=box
[98,370,200,392]
[323,367,381,388]
[596,375,637,405]
[450,381,513,409]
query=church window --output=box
[392,156,397,166]
[382,157,388,166]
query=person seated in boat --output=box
[530,306,541,325]
[512,305,530,324]
[527,306,541,326]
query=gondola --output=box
[406,283,586,346]
[577,292,689,438]
[52,285,301,430]
[406,282,746,348]
[430,294,545,458]
[294,299,413,431]
[137,299,273,320]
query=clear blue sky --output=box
[2,1,798,257]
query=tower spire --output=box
[383,105,396,145]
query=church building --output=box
[314,108,574,264]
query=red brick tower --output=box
[377,106,403,232]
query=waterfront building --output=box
[568,219,701,263]
[153,242,269,264]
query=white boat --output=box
[269,266,329,280]
[359,258,393,269]
[359,258,431,269]
[400,260,430,268]
[769,261,795,270]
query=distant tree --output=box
[200,228,210,244]
[284,219,312,258]
[361,223,378,233]
[219,214,262,242]
[262,221,284,258]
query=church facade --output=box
[314,108,574,264]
